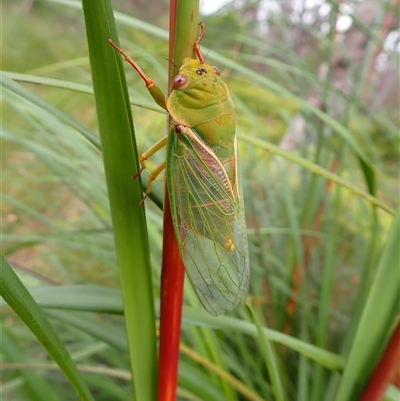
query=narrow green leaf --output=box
[247,304,287,401]
[45,310,127,352]
[334,207,400,401]
[239,134,394,215]
[0,257,94,401]
[4,284,344,372]
[1,328,61,401]
[2,71,166,113]
[81,1,157,400]
[1,75,100,149]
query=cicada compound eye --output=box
[212,66,220,76]
[172,74,188,89]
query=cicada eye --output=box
[212,66,220,76]
[173,74,188,89]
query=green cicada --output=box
[109,23,249,315]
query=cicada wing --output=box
[167,127,249,316]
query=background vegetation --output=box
[2,0,399,400]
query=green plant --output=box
[2,1,399,400]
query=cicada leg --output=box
[108,39,167,111]
[194,22,205,64]
[139,160,166,206]
[132,136,168,179]
[131,136,168,205]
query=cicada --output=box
[109,23,249,315]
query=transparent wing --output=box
[167,127,249,315]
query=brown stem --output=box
[359,319,400,401]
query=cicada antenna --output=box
[164,58,179,71]
[204,49,211,64]
[194,22,206,64]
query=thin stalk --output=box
[359,320,400,401]
[157,2,200,401]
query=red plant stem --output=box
[359,319,400,401]
[156,5,186,400]
[157,193,185,401]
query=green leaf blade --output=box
[0,257,94,401]
[81,1,157,400]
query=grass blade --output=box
[334,206,400,400]
[0,257,94,401]
[81,1,157,400]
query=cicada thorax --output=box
[167,57,237,188]
[193,115,237,187]
[166,58,239,251]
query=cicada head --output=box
[167,58,234,128]
[171,58,221,91]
